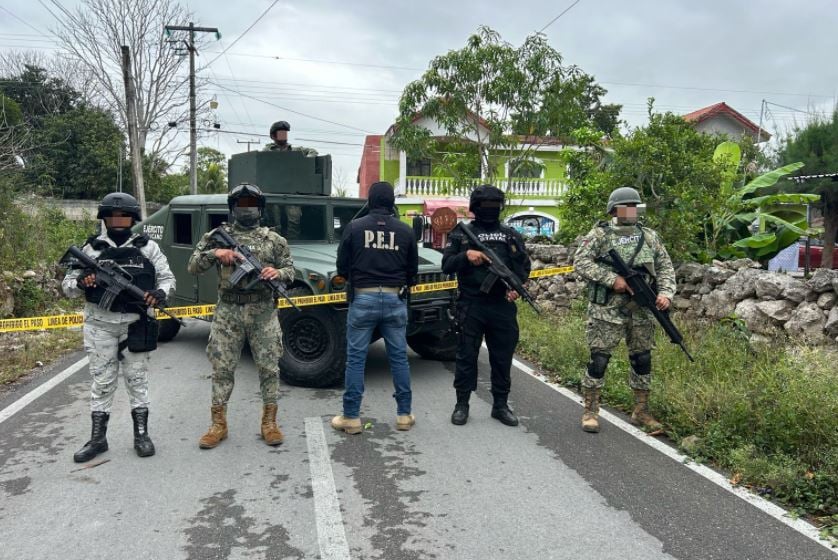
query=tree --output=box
[197,147,227,194]
[44,0,200,159]
[558,108,726,259]
[779,111,838,268]
[390,26,619,184]
[0,93,28,171]
[0,64,79,128]
[26,106,124,199]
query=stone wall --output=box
[526,243,838,345]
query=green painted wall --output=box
[380,136,399,184]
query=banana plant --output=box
[707,142,819,261]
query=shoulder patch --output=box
[132,234,150,247]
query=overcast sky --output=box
[2,0,837,196]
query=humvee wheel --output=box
[407,331,457,361]
[157,318,181,342]
[278,288,346,388]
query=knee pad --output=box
[629,350,652,375]
[587,352,611,379]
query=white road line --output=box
[0,357,89,425]
[304,417,352,560]
[510,356,836,553]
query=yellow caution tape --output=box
[0,313,85,333]
[529,266,575,279]
[1,266,574,332]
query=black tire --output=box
[278,288,347,388]
[157,318,181,342]
[407,331,457,361]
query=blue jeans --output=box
[342,292,411,418]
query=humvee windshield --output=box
[261,200,364,242]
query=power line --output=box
[0,6,50,37]
[201,0,280,70]
[210,81,375,133]
[202,50,423,72]
[538,0,583,33]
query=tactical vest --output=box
[85,235,156,312]
[588,222,657,305]
[600,222,657,278]
[459,223,522,300]
[215,224,276,296]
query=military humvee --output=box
[136,150,456,387]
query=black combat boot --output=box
[131,407,156,457]
[451,391,470,425]
[73,411,110,463]
[491,394,519,427]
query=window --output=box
[407,157,431,177]
[173,213,192,245]
[333,205,364,239]
[264,203,326,241]
[208,213,227,232]
[508,158,544,178]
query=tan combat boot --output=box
[581,388,601,433]
[631,389,663,431]
[330,415,362,434]
[198,405,228,449]
[261,403,284,446]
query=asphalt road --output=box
[0,320,834,560]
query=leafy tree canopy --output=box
[26,105,123,199]
[0,64,79,128]
[390,26,620,183]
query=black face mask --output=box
[106,227,132,246]
[474,207,501,223]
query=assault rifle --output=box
[456,223,541,314]
[210,228,301,312]
[606,248,694,362]
[61,246,184,325]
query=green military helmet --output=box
[606,187,642,214]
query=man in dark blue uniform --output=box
[332,182,419,434]
[442,185,531,426]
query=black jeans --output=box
[453,298,519,401]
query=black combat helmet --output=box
[469,184,505,211]
[227,183,266,211]
[269,121,291,137]
[97,192,141,221]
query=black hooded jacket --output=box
[336,186,418,289]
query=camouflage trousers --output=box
[207,299,283,406]
[583,307,656,391]
[83,317,150,412]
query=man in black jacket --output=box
[331,182,419,434]
[442,185,531,426]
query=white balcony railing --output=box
[402,176,565,198]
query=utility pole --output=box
[121,46,147,219]
[165,22,219,195]
[237,139,260,152]
[756,99,766,145]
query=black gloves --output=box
[147,289,167,307]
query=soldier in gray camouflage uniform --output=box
[62,193,175,462]
[573,187,676,433]
[188,183,295,449]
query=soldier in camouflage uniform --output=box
[62,193,175,462]
[263,120,317,156]
[573,187,676,433]
[188,183,295,449]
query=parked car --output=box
[798,238,838,269]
